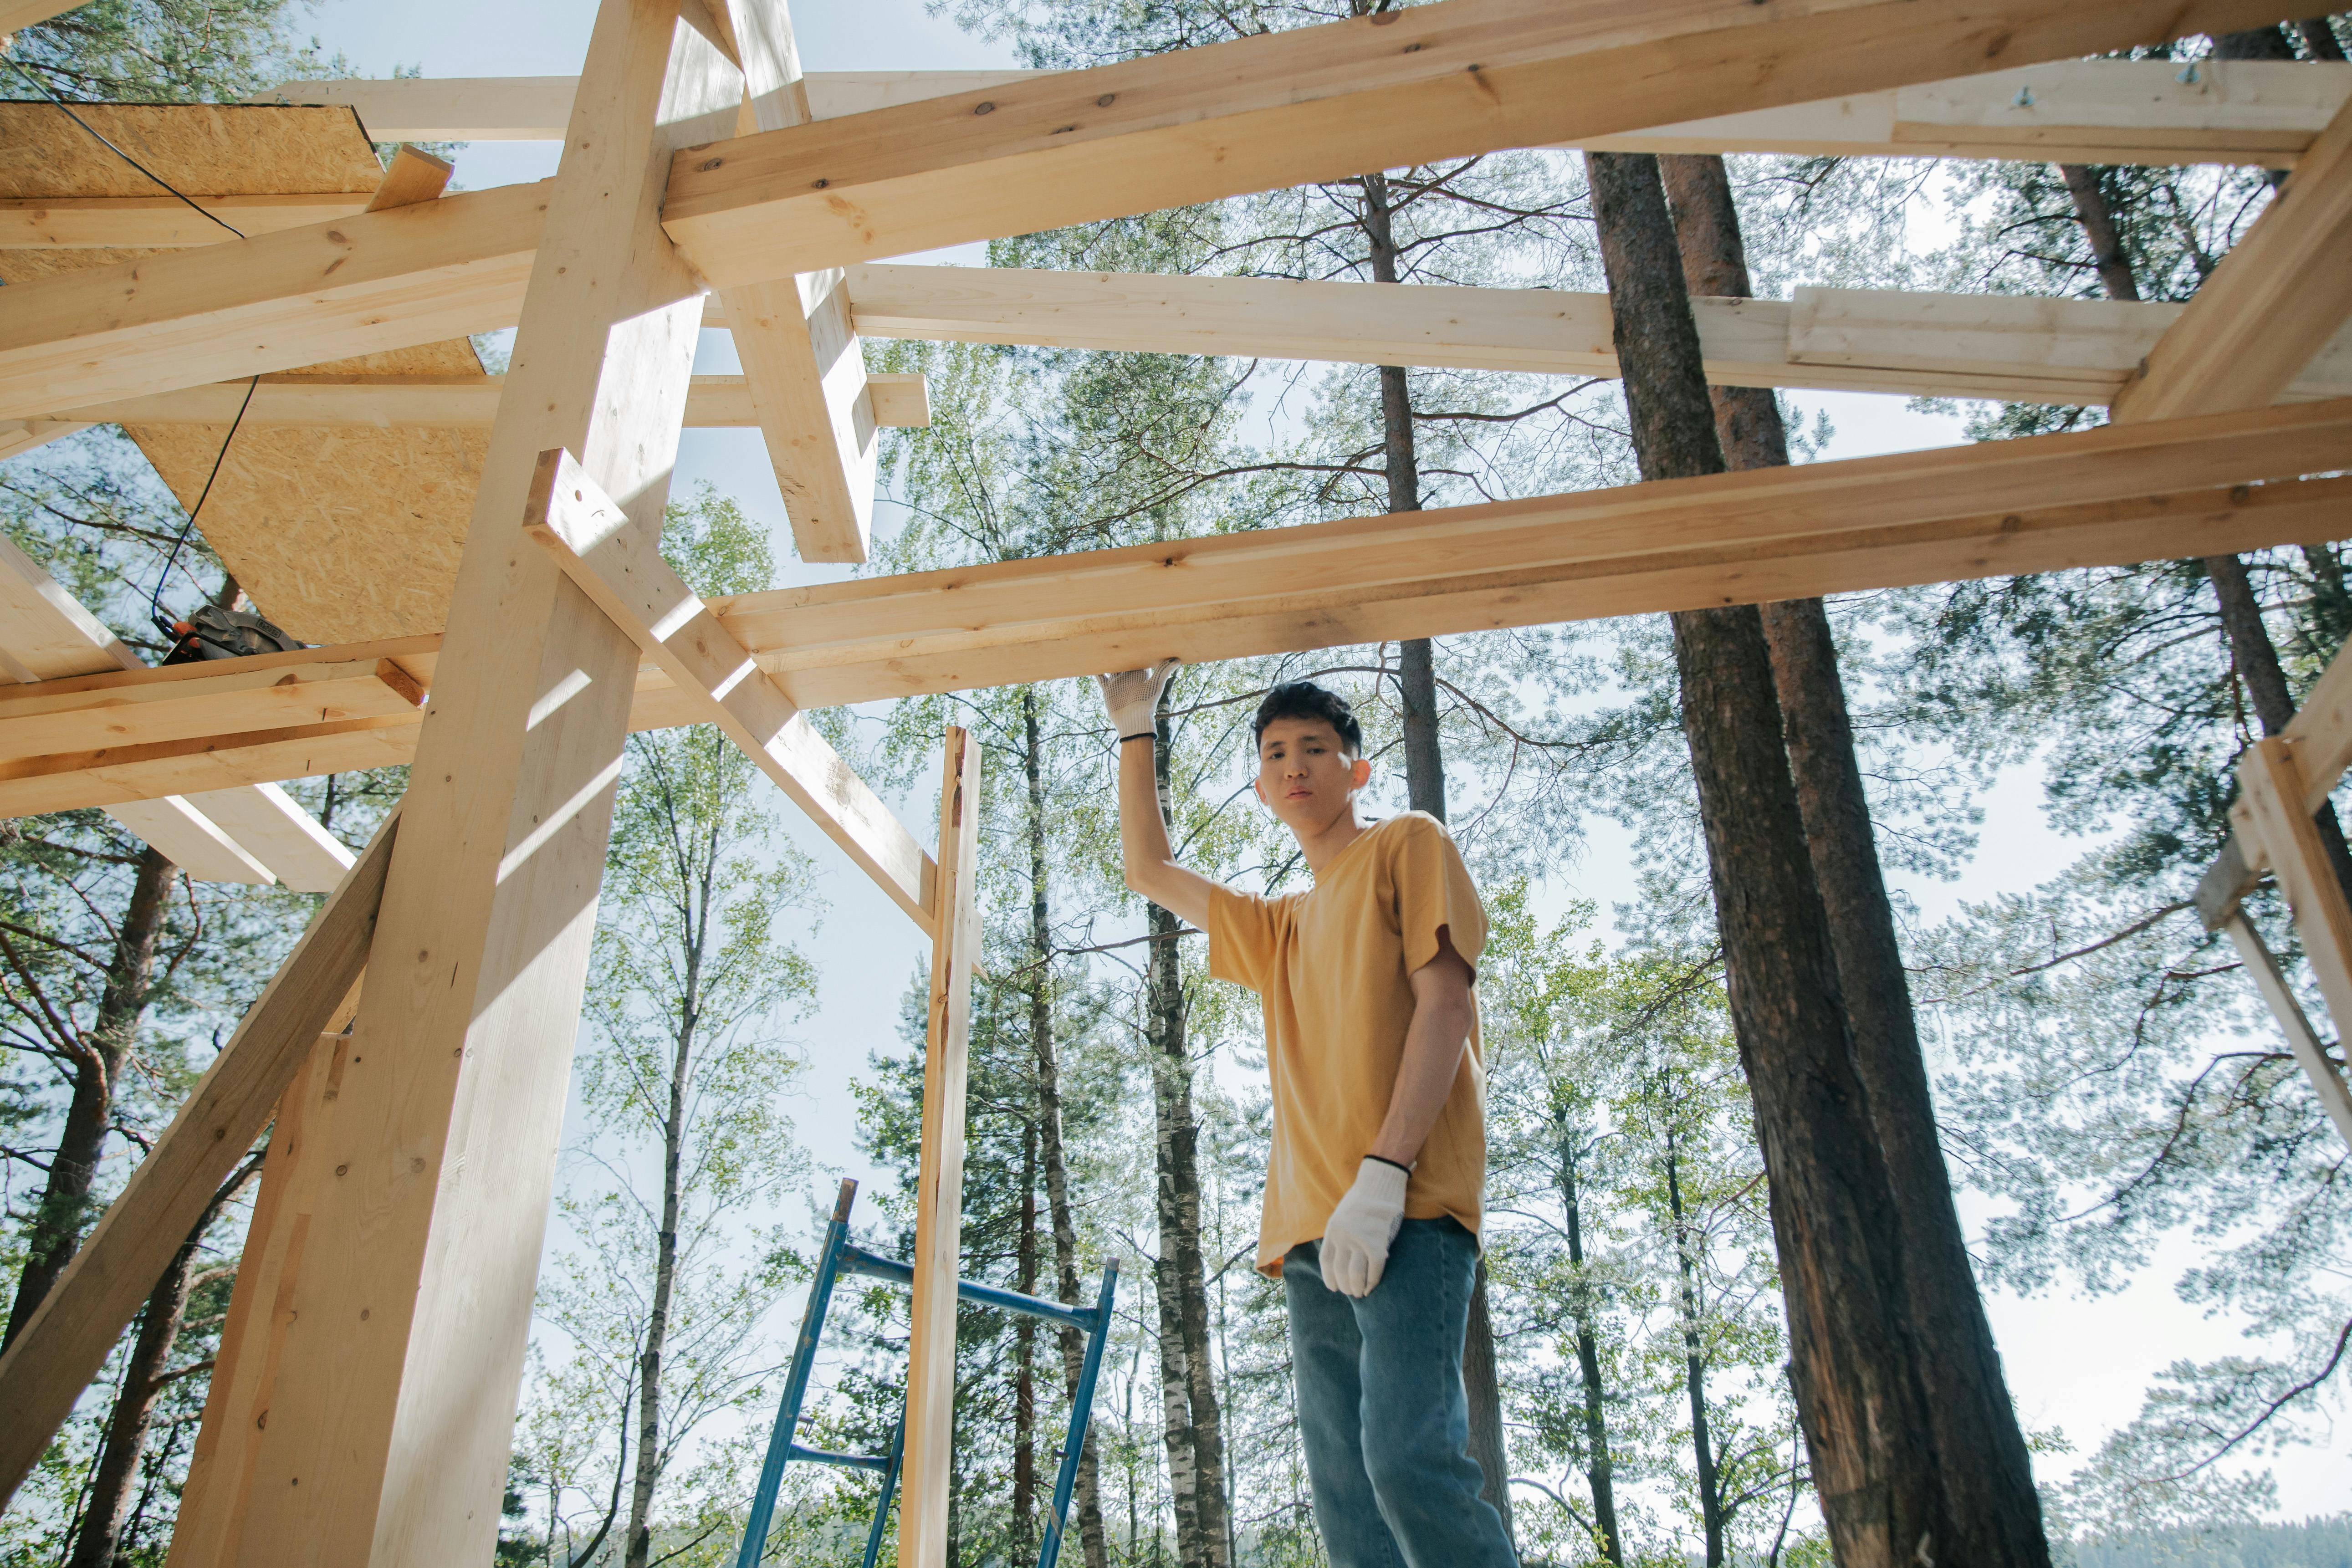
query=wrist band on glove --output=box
[1119,731,1157,744]
[1364,1154,1413,1175]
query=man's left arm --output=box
[1319,926,1475,1297]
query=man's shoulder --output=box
[1369,810,1457,849]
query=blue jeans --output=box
[1282,1218,1519,1568]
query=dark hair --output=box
[1253,681,1363,756]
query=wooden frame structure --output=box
[3,0,2352,1561]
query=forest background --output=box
[2,0,2349,1563]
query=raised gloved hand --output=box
[1094,658,1183,742]
[1321,1157,1409,1297]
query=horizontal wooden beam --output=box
[0,179,547,420]
[0,810,393,1514]
[243,59,2352,169]
[522,448,936,928]
[42,371,931,430]
[0,193,373,248]
[655,0,2303,289]
[7,397,2346,821]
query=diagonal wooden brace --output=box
[521,446,936,931]
[2233,736,2352,1150]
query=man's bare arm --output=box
[1116,736,1218,930]
[1369,926,1476,1168]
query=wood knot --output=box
[697,157,722,172]
[974,100,996,115]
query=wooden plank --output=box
[2286,632,2352,798]
[524,445,936,929]
[714,397,2352,708]
[364,147,455,212]
[0,647,431,759]
[0,179,549,421]
[0,193,372,248]
[249,60,2352,166]
[2115,95,2352,423]
[183,782,358,894]
[224,2,744,1559]
[2235,737,2352,1139]
[46,371,933,430]
[104,795,276,883]
[900,725,980,1568]
[0,418,89,460]
[167,1030,352,1568]
[656,0,2305,289]
[0,815,394,1513]
[2218,913,2352,1149]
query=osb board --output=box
[126,422,485,643]
[0,102,383,199]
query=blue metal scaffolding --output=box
[733,1178,1119,1568]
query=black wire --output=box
[148,376,260,640]
[2,57,246,239]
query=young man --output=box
[1095,662,1517,1568]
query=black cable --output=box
[2,56,245,239]
[147,376,260,643]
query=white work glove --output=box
[1094,658,1182,742]
[1321,1157,1410,1297]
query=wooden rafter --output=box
[654,0,2306,289]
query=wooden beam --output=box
[0,179,548,420]
[2197,629,2352,924]
[364,146,456,212]
[167,1029,352,1568]
[2218,912,2352,1149]
[221,2,743,1561]
[0,194,372,248]
[2114,94,2352,423]
[45,371,933,430]
[5,398,2349,817]
[714,396,2352,709]
[655,0,2304,290]
[0,815,392,1512]
[2234,738,2352,1145]
[247,59,2352,167]
[705,1,887,564]
[900,725,980,1568]
[524,445,936,930]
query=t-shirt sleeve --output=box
[1391,816,1488,979]
[1208,883,1280,995]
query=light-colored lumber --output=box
[0,531,355,886]
[222,2,744,1562]
[525,446,936,930]
[2196,630,2352,923]
[0,193,370,248]
[0,815,393,1513]
[248,60,2352,167]
[656,0,2305,290]
[0,418,89,460]
[364,146,455,212]
[0,179,548,420]
[43,370,934,430]
[168,1029,351,1568]
[901,725,981,1568]
[0,646,429,761]
[2115,94,2352,424]
[2234,738,2352,1146]
[4,398,2349,818]
[715,396,2352,709]
[2219,912,2352,1149]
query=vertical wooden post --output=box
[2234,736,2352,1149]
[218,4,741,1564]
[900,726,982,1568]
[167,1027,352,1568]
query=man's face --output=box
[1253,715,1370,838]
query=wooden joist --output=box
[655,0,2306,290]
[0,812,393,1513]
[8,395,2347,820]
[0,192,372,247]
[242,59,2352,169]
[523,446,937,931]
[35,371,931,431]
[2113,93,2352,423]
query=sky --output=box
[269,0,2344,1522]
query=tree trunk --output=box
[1588,148,1946,1568]
[625,889,707,1568]
[1015,1118,1040,1560]
[1361,169,1517,1547]
[5,843,175,1348]
[1022,689,1112,1568]
[1556,1123,1623,1565]
[1663,1138,1724,1568]
[1147,697,1230,1568]
[1660,150,2053,1568]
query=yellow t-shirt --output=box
[1207,811,1489,1279]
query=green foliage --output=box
[7,0,334,102]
